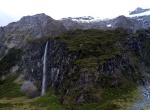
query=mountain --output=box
[0,13,66,50]
[61,18,82,30]
[129,7,150,15]
[60,11,150,31]
[1,11,150,109]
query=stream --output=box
[133,85,150,110]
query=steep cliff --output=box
[17,28,150,106]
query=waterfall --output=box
[41,41,48,96]
[138,42,143,57]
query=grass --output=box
[101,83,136,104]
[0,97,47,110]
[0,87,140,110]
[0,74,25,99]
[31,83,139,110]
[72,85,140,110]
[0,74,46,110]
[33,92,68,110]
[0,88,140,110]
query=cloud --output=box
[0,11,16,26]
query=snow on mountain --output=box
[128,10,150,18]
[62,8,150,24]
[129,7,150,15]
[106,24,112,27]
[65,16,101,23]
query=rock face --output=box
[5,13,66,39]
[22,38,78,95]
[19,28,150,105]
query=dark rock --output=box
[0,13,66,50]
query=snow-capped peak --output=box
[129,7,150,15]
[61,16,113,23]
[67,16,102,23]
[128,10,150,18]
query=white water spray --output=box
[133,71,150,110]
[41,41,48,96]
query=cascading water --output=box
[41,41,48,96]
[133,85,150,110]
[138,42,143,57]
[133,71,150,110]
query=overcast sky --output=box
[0,0,150,26]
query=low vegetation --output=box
[0,47,23,75]
[0,74,25,98]
[60,29,127,68]
[33,92,67,110]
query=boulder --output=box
[20,81,37,98]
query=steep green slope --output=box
[60,29,126,67]
[57,29,140,107]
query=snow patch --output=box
[137,19,143,21]
[107,24,112,27]
[70,16,109,23]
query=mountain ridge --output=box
[1,7,150,32]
